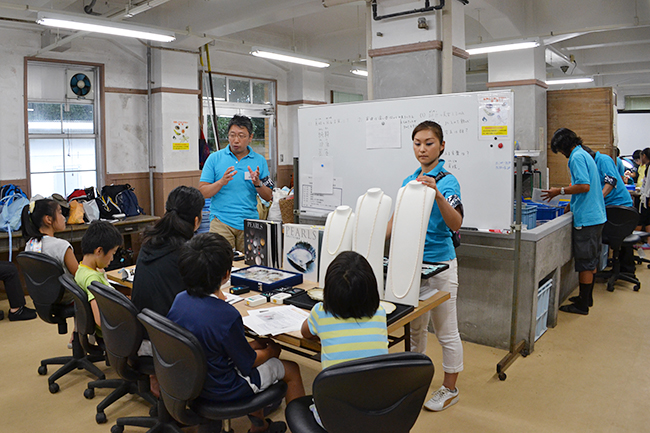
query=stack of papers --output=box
[242,305,310,336]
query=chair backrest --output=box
[138,308,207,427]
[603,205,639,249]
[16,251,71,332]
[313,352,434,433]
[87,281,145,380]
[59,274,96,337]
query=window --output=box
[202,73,276,179]
[331,90,363,104]
[26,62,100,197]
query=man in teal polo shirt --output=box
[199,115,273,252]
[543,128,606,315]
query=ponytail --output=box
[142,186,204,249]
[21,199,59,240]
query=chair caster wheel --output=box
[38,365,47,375]
[498,372,507,381]
[49,382,60,393]
[84,388,95,399]
[149,405,158,417]
[606,284,615,292]
[96,412,107,424]
[111,425,124,433]
[634,284,640,292]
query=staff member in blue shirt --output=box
[386,120,464,412]
[581,145,633,207]
[199,115,273,252]
[543,128,606,315]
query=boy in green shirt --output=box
[75,220,123,336]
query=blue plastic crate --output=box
[514,203,537,229]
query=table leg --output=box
[404,323,410,351]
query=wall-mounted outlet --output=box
[280,154,284,163]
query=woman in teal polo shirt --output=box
[387,120,464,412]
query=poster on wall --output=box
[172,120,190,151]
[478,93,510,138]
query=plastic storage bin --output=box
[514,203,537,229]
[535,279,552,341]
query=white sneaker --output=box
[423,386,459,412]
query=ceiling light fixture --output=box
[36,11,176,42]
[125,0,172,18]
[351,68,368,77]
[466,41,539,55]
[546,77,594,85]
[251,47,329,68]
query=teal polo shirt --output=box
[568,146,606,228]
[200,145,270,230]
[594,152,633,208]
[402,160,461,262]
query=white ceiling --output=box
[2,0,649,102]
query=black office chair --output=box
[285,352,433,433]
[137,308,288,433]
[596,205,641,292]
[84,281,157,426]
[16,251,105,393]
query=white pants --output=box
[410,258,463,374]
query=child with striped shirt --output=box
[301,251,389,369]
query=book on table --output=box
[244,219,282,268]
[282,224,324,283]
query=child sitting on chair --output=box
[301,250,389,369]
[167,233,305,433]
[75,220,123,335]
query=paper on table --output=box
[242,305,310,336]
[312,156,334,194]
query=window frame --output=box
[24,57,106,198]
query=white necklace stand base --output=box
[318,205,355,288]
[384,180,435,307]
[352,188,392,299]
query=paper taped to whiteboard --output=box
[301,175,343,212]
[366,118,401,149]
[312,156,334,194]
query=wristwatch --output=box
[560,187,565,195]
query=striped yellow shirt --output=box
[307,302,388,369]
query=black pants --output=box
[0,261,26,309]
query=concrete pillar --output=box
[486,44,548,188]
[368,0,467,100]
[286,66,327,160]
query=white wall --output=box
[617,112,650,156]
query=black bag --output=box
[95,195,121,219]
[432,171,461,248]
[101,184,144,217]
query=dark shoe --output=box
[569,296,593,307]
[8,306,37,321]
[247,417,287,433]
[0,310,4,320]
[559,303,589,315]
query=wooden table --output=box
[1,215,159,254]
[107,263,450,358]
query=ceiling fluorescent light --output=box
[351,68,368,77]
[37,11,175,42]
[467,41,539,55]
[251,47,329,68]
[125,0,171,18]
[546,77,594,85]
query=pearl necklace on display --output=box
[325,208,353,255]
[388,184,428,299]
[353,191,384,258]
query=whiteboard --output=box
[617,112,650,156]
[297,91,515,230]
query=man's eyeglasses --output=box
[228,132,250,140]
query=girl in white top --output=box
[21,199,78,288]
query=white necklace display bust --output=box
[352,188,392,298]
[384,180,435,307]
[318,205,355,288]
